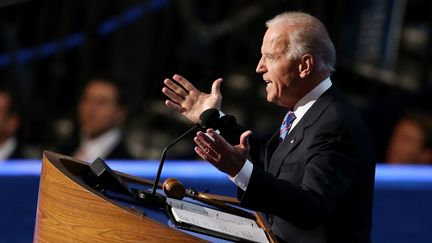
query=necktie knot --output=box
[280,111,296,141]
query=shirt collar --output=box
[77,127,122,161]
[81,127,121,145]
[0,137,17,161]
[289,77,332,131]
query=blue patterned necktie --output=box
[279,111,296,141]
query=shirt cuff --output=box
[229,159,253,191]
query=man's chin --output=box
[266,95,277,104]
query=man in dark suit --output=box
[162,12,375,243]
[59,76,133,161]
[0,84,24,161]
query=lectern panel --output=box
[33,151,204,242]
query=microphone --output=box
[198,108,220,129]
[137,108,220,206]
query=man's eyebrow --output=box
[262,51,284,57]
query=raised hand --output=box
[194,129,253,177]
[162,74,223,124]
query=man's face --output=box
[78,80,125,138]
[0,93,10,130]
[0,92,18,141]
[386,119,428,164]
[256,25,302,108]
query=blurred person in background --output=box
[385,110,432,164]
[58,76,134,162]
[0,83,23,161]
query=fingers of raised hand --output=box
[164,100,184,112]
[173,74,196,92]
[206,129,225,144]
[194,143,219,163]
[163,79,188,98]
[239,130,253,148]
[211,78,223,95]
[194,132,220,161]
[194,146,210,162]
[162,88,184,106]
[194,132,216,152]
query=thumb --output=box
[211,78,223,96]
[239,130,253,149]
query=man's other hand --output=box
[194,129,252,177]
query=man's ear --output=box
[299,54,314,78]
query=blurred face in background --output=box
[78,80,125,139]
[386,119,431,164]
[0,92,19,144]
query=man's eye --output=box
[265,55,273,61]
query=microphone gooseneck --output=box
[150,124,199,195]
[139,108,221,207]
[151,108,220,195]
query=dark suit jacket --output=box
[103,139,134,160]
[218,86,375,243]
[9,145,25,159]
[5,142,25,160]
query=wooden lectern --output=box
[33,151,275,242]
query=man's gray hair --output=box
[266,12,336,72]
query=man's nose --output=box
[256,58,266,74]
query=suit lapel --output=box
[266,87,336,177]
[267,124,304,176]
[265,130,279,171]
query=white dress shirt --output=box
[73,127,122,162]
[0,137,18,162]
[230,77,333,191]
